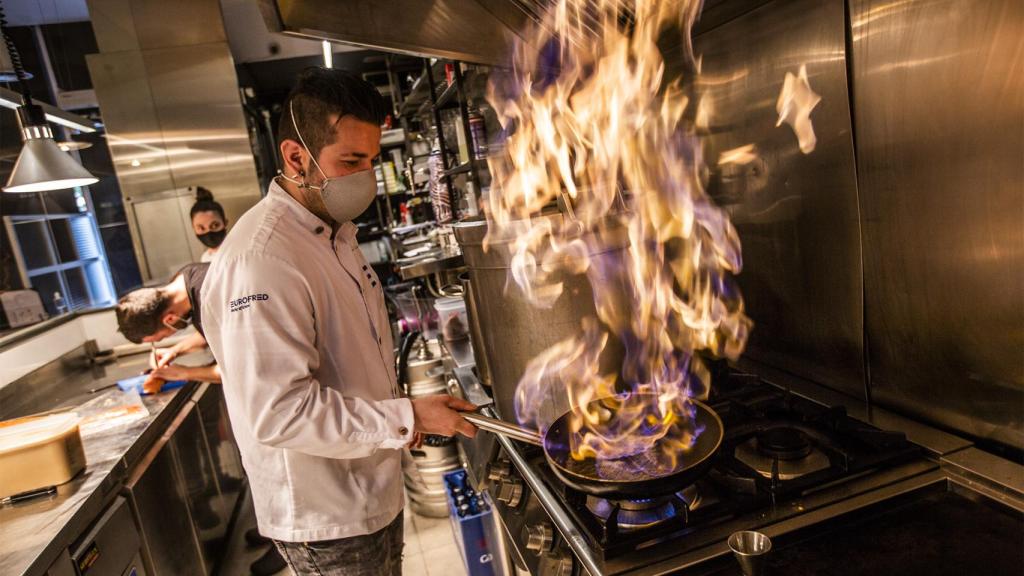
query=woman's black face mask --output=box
[197,229,227,248]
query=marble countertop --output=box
[0,352,199,576]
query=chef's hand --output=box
[150,346,179,369]
[151,364,191,381]
[411,395,478,438]
[407,432,424,449]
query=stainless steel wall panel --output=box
[850,0,1024,449]
[85,51,176,199]
[695,0,867,400]
[140,43,261,218]
[85,0,262,281]
[130,0,227,50]
[130,194,198,281]
[85,0,141,53]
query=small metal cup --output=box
[728,530,772,576]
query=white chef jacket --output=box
[201,180,414,542]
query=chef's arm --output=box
[175,331,208,355]
[151,362,221,384]
[152,331,209,369]
[213,255,414,460]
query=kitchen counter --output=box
[0,351,200,576]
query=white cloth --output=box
[200,248,215,263]
[202,180,414,542]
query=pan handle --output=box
[462,412,544,447]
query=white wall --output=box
[0,310,133,389]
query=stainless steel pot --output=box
[457,271,491,387]
[452,214,626,422]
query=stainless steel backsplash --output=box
[696,0,1023,449]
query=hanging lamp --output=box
[0,5,97,193]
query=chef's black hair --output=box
[277,67,388,160]
[116,288,171,344]
[189,186,225,222]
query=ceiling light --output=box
[322,40,333,68]
[1,9,99,193]
[3,103,99,193]
[57,140,92,152]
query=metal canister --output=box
[402,341,461,518]
[469,108,487,160]
[428,146,452,223]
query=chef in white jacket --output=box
[202,67,477,576]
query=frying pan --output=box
[463,395,722,499]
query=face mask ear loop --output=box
[289,100,328,186]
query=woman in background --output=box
[190,186,228,262]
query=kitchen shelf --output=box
[441,158,488,179]
[394,58,486,226]
[435,82,459,110]
[442,161,472,178]
[399,61,448,117]
[380,128,407,149]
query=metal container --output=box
[452,215,626,422]
[0,413,86,499]
[457,271,491,387]
[406,437,462,518]
[405,340,444,397]
[403,343,461,518]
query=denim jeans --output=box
[273,511,405,575]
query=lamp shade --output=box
[3,136,99,192]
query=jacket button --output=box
[398,427,409,436]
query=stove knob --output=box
[524,523,554,556]
[494,478,524,508]
[487,460,512,483]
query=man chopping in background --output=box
[201,67,477,575]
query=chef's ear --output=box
[279,138,307,177]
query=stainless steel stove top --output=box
[456,367,1024,576]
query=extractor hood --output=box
[258,0,533,66]
[259,0,772,66]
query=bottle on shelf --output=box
[53,292,67,315]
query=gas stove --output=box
[480,369,944,575]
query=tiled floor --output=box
[220,491,467,576]
[403,510,468,576]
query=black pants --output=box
[273,511,404,576]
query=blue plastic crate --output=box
[443,469,505,576]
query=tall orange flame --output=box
[487,0,753,468]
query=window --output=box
[3,187,116,314]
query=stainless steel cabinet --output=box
[170,397,226,574]
[45,550,76,576]
[194,385,244,524]
[70,497,147,576]
[123,385,244,576]
[123,403,207,576]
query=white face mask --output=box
[282,100,378,223]
[163,313,190,331]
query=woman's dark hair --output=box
[277,67,389,159]
[190,186,225,221]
